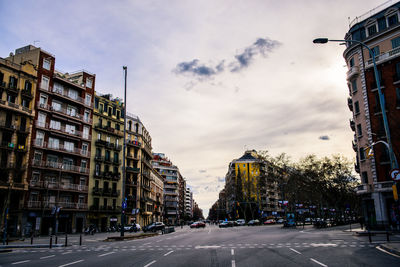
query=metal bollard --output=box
[65,234,67,247]
[31,235,33,245]
[50,236,53,248]
[368,231,372,243]
[79,234,82,246]
[55,235,58,244]
[386,231,390,242]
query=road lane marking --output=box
[98,252,115,257]
[376,246,400,258]
[144,260,157,267]
[40,255,55,259]
[58,260,84,267]
[232,260,236,267]
[12,260,31,265]
[310,243,337,247]
[231,249,234,255]
[289,248,301,255]
[310,258,328,267]
[164,251,174,256]
[62,252,72,255]
[195,245,221,249]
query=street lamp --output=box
[313,37,399,196]
[121,66,127,237]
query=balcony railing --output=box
[366,47,400,68]
[127,140,141,147]
[349,119,355,131]
[36,102,92,124]
[50,86,93,108]
[347,97,353,112]
[33,139,89,157]
[3,101,32,114]
[0,120,16,131]
[94,123,123,136]
[126,166,140,173]
[29,180,88,192]
[27,200,87,210]
[35,121,91,140]
[31,160,89,174]
[346,66,359,80]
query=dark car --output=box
[143,222,165,232]
[190,221,206,228]
[219,221,234,228]
[247,219,260,226]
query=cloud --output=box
[173,37,281,81]
[199,169,207,173]
[319,135,330,140]
[217,177,225,183]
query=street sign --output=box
[390,169,400,181]
[365,147,374,158]
[122,201,127,209]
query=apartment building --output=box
[150,169,164,222]
[178,175,186,222]
[0,57,37,236]
[344,2,400,227]
[88,93,124,231]
[185,187,193,218]
[6,45,95,234]
[125,114,153,226]
[152,153,179,225]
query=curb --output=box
[0,249,12,253]
[0,244,64,249]
[378,243,400,257]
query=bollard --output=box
[79,234,82,246]
[50,236,53,249]
[65,234,68,247]
[6,234,9,245]
[55,235,58,244]
[386,231,390,242]
[31,235,33,245]
[368,230,372,243]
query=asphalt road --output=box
[0,224,399,266]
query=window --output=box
[35,131,44,146]
[41,76,49,90]
[359,147,366,161]
[369,46,380,58]
[367,24,377,36]
[388,13,399,27]
[21,98,30,108]
[7,93,16,103]
[94,97,99,109]
[97,133,101,140]
[51,101,62,111]
[43,58,51,70]
[66,105,77,117]
[105,150,110,161]
[38,112,46,127]
[68,89,78,100]
[349,57,354,67]
[95,164,100,176]
[106,136,111,143]
[117,110,120,119]
[86,78,93,88]
[63,158,74,170]
[66,124,76,134]
[81,160,87,170]
[108,107,112,116]
[396,88,400,107]
[354,101,360,114]
[53,83,63,94]
[83,126,90,139]
[24,81,32,92]
[82,143,88,156]
[116,123,120,131]
[392,37,400,49]
[361,172,368,184]
[50,120,61,130]
[9,76,17,88]
[351,79,357,93]
[85,94,91,106]
[378,17,387,31]
[99,103,104,113]
[357,124,362,137]
[48,137,60,149]
[39,94,48,106]
[33,151,42,163]
[84,110,90,122]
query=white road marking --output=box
[376,246,400,258]
[310,243,337,247]
[12,260,31,265]
[144,260,157,267]
[289,248,301,255]
[164,251,174,256]
[195,245,221,249]
[98,252,115,257]
[232,260,236,267]
[58,260,84,267]
[231,249,234,255]
[40,255,55,259]
[62,252,72,255]
[310,258,328,267]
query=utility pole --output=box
[121,66,127,237]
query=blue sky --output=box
[0,0,383,216]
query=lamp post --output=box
[121,66,127,237]
[313,37,399,198]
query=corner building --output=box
[6,45,95,234]
[344,2,400,227]
[88,93,124,231]
[0,57,37,236]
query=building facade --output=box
[88,93,124,231]
[150,168,164,222]
[0,57,37,236]
[152,153,179,225]
[344,2,400,227]
[185,187,193,218]
[6,45,95,234]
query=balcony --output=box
[111,190,120,197]
[33,139,90,158]
[102,188,112,196]
[95,155,104,162]
[347,97,353,112]
[346,66,359,80]
[349,119,355,131]
[21,89,33,99]
[51,86,93,108]
[26,201,87,210]
[111,172,121,181]
[3,101,32,115]
[35,121,91,140]
[112,159,121,165]
[36,102,92,124]
[142,184,151,191]
[5,83,19,94]
[365,46,400,69]
[370,80,385,91]
[126,166,140,173]
[127,140,141,147]
[31,160,89,175]
[127,153,139,160]
[92,187,102,196]
[29,180,88,192]
[352,140,357,152]
[374,181,394,192]
[356,184,368,195]
[94,123,123,137]
[0,120,16,131]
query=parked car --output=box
[190,221,206,228]
[143,222,165,232]
[276,218,284,224]
[219,221,234,228]
[247,219,260,226]
[264,219,276,225]
[235,219,246,226]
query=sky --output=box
[0,0,385,217]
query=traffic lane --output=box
[296,245,400,266]
[149,247,232,267]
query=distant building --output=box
[185,187,193,218]
[0,56,37,236]
[150,168,164,222]
[344,2,400,227]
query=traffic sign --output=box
[122,201,127,209]
[390,169,400,181]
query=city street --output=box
[0,224,399,266]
